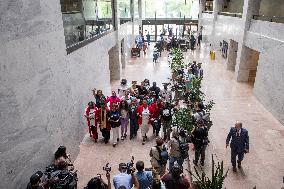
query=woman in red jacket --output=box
[84,101,98,142]
[105,91,121,109]
[137,99,153,145]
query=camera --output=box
[121,79,127,85]
[126,156,135,174]
[103,163,111,173]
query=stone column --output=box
[130,0,135,36]
[226,40,238,71]
[109,43,121,81]
[198,0,206,31]
[210,0,224,48]
[109,0,121,81]
[235,0,261,81]
[112,0,119,30]
[138,0,142,26]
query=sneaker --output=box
[113,144,116,147]
[142,141,145,145]
[124,134,127,139]
[121,136,124,140]
[117,138,120,142]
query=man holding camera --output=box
[26,171,45,189]
[168,131,184,171]
[150,137,167,176]
[191,119,208,166]
[113,163,139,189]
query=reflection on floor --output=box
[74,45,284,189]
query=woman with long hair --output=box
[119,100,129,140]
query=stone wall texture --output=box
[0,0,135,188]
[199,11,284,126]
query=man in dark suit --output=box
[226,121,249,172]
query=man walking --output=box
[226,121,249,172]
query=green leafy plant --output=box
[204,100,215,114]
[170,48,185,73]
[187,155,228,189]
[174,107,194,132]
[189,77,205,104]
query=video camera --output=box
[103,163,111,173]
[121,79,127,86]
[44,164,78,189]
[121,156,135,174]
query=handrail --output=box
[218,12,242,18]
[253,15,284,23]
[202,11,213,14]
[66,29,114,54]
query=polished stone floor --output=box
[74,45,284,189]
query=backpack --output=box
[156,146,169,166]
[178,139,189,159]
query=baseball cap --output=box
[30,171,43,185]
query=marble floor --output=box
[74,45,284,189]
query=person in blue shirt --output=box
[113,163,139,189]
[135,161,153,189]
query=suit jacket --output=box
[226,127,249,152]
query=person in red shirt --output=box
[84,101,98,142]
[105,91,121,109]
[95,103,111,144]
[137,99,153,145]
[149,99,163,136]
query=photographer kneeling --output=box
[85,172,111,189]
[54,146,71,166]
[113,163,139,189]
[26,171,45,189]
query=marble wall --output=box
[0,0,135,188]
[246,20,284,125]
[199,8,284,125]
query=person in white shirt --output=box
[138,100,152,145]
[159,84,172,103]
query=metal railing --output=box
[253,15,284,23]
[202,11,213,14]
[66,29,114,54]
[218,12,242,18]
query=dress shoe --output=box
[237,161,242,168]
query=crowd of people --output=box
[26,43,250,189]
[85,79,174,146]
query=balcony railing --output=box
[202,11,213,14]
[253,15,284,24]
[218,12,242,18]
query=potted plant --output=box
[187,155,229,189]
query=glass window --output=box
[134,0,139,18]
[118,0,131,18]
[60,0,114,51]
[143,0,199,19]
